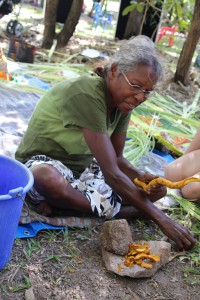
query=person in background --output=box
[15,35,196,250]
[88,0,102,18]
[164,127,200,203]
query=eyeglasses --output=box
[122,72,154,97]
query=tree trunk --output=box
[123,0,162,41]
[56,0,83,49]
[124,0,143,38]
[42,0,58,49]
[174,0,200,86]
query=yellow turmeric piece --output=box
[118,263,122,273]
[124,242,160,269]
[134,177,200,192]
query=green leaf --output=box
[175,3,184,18]
[163,1,174,12]
[122,3,137,16]
[179,20,189,31]
[10,275,31,292]
[136,2,145,13]
[167,193,200,221]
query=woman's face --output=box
[108,64,158,113]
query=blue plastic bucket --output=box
[0,154,34,270]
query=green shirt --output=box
[15,75,131,177]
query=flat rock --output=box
[102,240,171,278]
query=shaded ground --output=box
[0,220,199,300]
[0,3,200,300]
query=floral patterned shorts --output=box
[25,155,122,219]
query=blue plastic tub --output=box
[0,154,34,270]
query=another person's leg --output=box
[164,150,200,201]
[164,150,200,180]
[181,171,200,201]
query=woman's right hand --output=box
[137,173,167,201]
[159,218,196,250]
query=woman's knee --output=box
[164,160,185,181]
[181,183,200,200]
[31,164,67,193]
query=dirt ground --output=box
[0,3,200,300]
[0,220,199,300]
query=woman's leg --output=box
[115,206,146,219]
[181,172,200,201]
[164,150,200,201]
[31,164,93,214]
[164,150,200,181]
[117,193,160,219]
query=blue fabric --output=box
[152,149,174,163]
[23,75,51,91]
[13,75,51,91]
[16,222,66,239]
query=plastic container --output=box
[0,154,34,270]
[0,71,12,81]
[8,38,36,63]
[0,46,8,74]
[0,47,12,81]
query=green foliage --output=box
[165,204,200,286]
[9,275,31,292]
[122,0,145,16]
[182,240,200,285]
[122,0,195,32]
[137,2,145,13]
[163,0,195,31]
[167,192,200,221]
[124,124,155,165]
[25,239,42,257]
[122,2,137,16]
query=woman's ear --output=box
[109,63,118,79]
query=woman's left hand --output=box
[137,173,167,201]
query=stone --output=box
[102,240,171,278]
[25,287,35,300]
[100,219,133,255]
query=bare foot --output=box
[38,201,52,216]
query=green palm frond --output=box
[124,125,155,165]
[167,192,200,221]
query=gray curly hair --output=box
[94,35,163,80]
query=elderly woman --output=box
[15,35,195,250]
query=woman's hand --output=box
[159,218,196,250]
[137,173,167,201]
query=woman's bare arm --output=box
[82,127,196,250]
[111,131,166,201]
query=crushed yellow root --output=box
[123,242,160,269]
